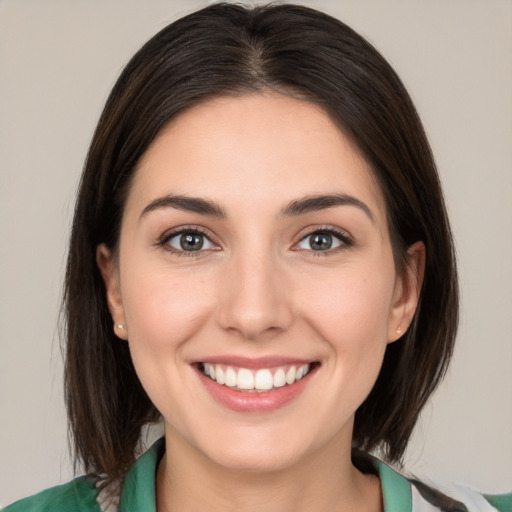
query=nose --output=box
[216,250,294,341]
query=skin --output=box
[97,93,424,512]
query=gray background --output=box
[1,0,511,506]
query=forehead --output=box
[128,93,387,223]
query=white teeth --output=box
[225,367,237,387]
[273,368,286,388]
[204,363,213,378]
[215,365,225,385]
[237,368,254,390]
[254,369,273,390]
[202,363,313,391]
[285,366,296,385]
[296,364,309,380]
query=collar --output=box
[118,438,164,511]
[118,438,412,512]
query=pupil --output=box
[311,233,332,250]
[180,233,203,251]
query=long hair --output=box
[64,2,458,482]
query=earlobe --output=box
[388,241,426,343]
[96,244,127,339]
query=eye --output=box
[296,229,349,252]
[165,230,215,252]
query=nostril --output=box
[215,269,294,339]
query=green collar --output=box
[119,438,412,512]
[373,458,413,512]
[118,438,164,511]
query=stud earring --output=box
[113,323,127,339]
[396,326,402,335]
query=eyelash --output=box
[156,225,353,257]
[294,226,353,256]
[157,226,220,258]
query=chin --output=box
[191,421,322,474]
[206,443,305,474]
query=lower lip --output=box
[196,367,315,413]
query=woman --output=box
[3,3,510,511]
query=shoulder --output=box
[366,454,511,512]
[2,438,164,512]
[482,493,512,512]
[2,476,101,512]
[408,475,511,512]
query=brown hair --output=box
[64,2,458,482]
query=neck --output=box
[156,428,382,512]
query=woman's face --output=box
[98,93,422,472]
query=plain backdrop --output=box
[1,0,511,506]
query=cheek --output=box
[296,261,396,408]
[121,263,216,344]
[299,266,395,347]
[118,263,218,420]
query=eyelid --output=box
[155,224,352,256]
[292,225,353,252]
[168,232,215,251]
[157,225,221,255]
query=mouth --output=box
[198,362,318,393]
[193,356,320,412]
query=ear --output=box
[387,241,425,343]
[96,243,128,340]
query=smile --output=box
[201,363,312,392]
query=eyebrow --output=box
[140,195,227,220]
[282,194,375,223]
[139,193,374,223]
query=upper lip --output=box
[192,355,316,369]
